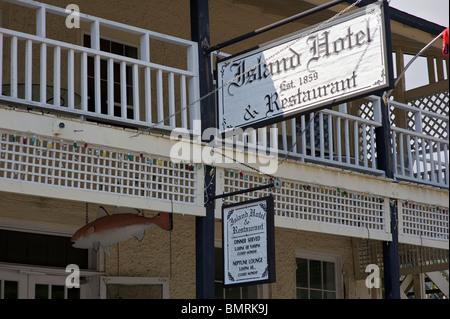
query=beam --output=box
[426,271,449,298]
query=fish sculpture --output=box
[71,206,173,255]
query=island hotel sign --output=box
[217,2,393,133]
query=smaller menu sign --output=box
[222,196,275,287]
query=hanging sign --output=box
[222,196,275,287]
[217,2,393,133]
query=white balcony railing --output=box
[390,100,449,188]
[0,0,200,132]
[276,97,383,175]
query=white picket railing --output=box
[275,97,383,175]
[0,0,200,132]
[390,100,449,188]
[225,97,384,176]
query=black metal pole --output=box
[383,199,400,299]
[374,0,400,299]
[375,93,400,299]
[205,0,348,54]
[191,0,216,299]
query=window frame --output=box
[295,250,343,299]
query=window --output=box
[0,229,88,269]
[0,278,18,299]
[296,252,341,299]
[0,229,97,299]
[83,35,138,119]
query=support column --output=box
[382,199,400,299]
[375,0,400,299]
[191,0,216,299]
[375,93,400,299]
[413,273,426,299]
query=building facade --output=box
[0,0,448,299]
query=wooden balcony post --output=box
[36,6,46,37]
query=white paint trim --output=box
[0,179,205,217]
[0,217,77,237]
[276,216,392,242]
[398,234,449,250]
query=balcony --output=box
[0,0,200,132]
[0,0,448,250]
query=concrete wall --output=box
[104,213,197,299]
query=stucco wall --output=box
[271,228,370,299]
[1,190,372,299]
[104,213,196,299]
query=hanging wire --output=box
[208,112,318,181]
[383,30,445,103]
[85,202,89,224]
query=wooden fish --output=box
[71,206,172,255]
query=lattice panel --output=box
[222,170,386,232]
[407,90,449,141]
[359,100,375,122]
[398,244,449,271]
[401,201,449,242]
[355,240,449,275]
[357,101,378,166]
[0,130,198,205]
[355,239,385,274]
